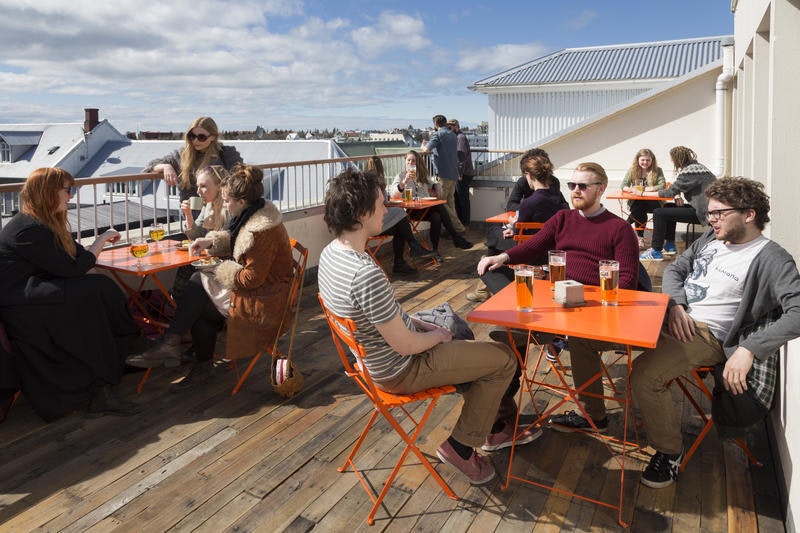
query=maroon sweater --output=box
[505,208,640,289]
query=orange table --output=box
[96,241,204,328]
[606,191,665,232]
[486,211,515,224]
[467,280,668,526]
[386,197,446,263]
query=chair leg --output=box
[231,351,263,396]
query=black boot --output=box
[170,362,214,393]
[125,333,183,368]
[393,261,417,275]
[453,235,473,249]
[408,240,435,258]
[87,385,142,418]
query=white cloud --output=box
[566,10,598,30]
[351,11,430,58]
[456,43,548,75]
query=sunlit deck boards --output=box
[0,227,784,531]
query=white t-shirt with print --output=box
[687,235,769,340]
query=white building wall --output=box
[487,88,652,150]
[732,2,800,531]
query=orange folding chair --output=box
[512,221,544,243]
[230,238,308,395]
[318,293,458,525]
[668,366,761,471]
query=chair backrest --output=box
[318,293,380,399]
[513,221,544,243]
[287,238,308,311]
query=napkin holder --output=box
[554,280,585,308]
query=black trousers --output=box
[167,272,226,362]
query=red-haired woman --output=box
[0,167,141,421]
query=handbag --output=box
[412,302,475,340]
[199,270,231,318]
[711,363,769,440]
[268,261,306,399]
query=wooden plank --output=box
[724,441,759,533]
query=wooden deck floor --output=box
[0,227,785,532]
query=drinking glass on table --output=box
[403,187,413,203]
[599,260,620,306]
[548,250,566,290]
[514,264,542,312]
[148,223,165,247]
[130,237,148,269]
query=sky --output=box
[0,0,734,134]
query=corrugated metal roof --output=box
[473,35,731,88]
[0,131,43,145]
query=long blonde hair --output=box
[627,148,660,187]
[20,167,77,257]
[197,165,229,230]
[179,117,223,190]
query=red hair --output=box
[20,167,77,257]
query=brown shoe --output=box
[466,280,490,302]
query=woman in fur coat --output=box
[127,165,293,392]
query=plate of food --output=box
[176,239,193,251]
[191,257,223,269]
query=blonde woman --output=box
[182,165,230,238]
[145,117,242,203]
[620,148,666,248]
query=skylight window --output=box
[47,145,60,155]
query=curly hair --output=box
[574,162,609,186]
[705,177,771,230]
[179,116,223,191]
[221,164,264,204]
[519,148,554,186]
[669,146,698,171]
[20,167,77,257]
[324,168,382,237]
[628,148,661,187]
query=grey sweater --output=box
[657,163,716,226]
[664,229,800,407]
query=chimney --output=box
[84,108,99,133]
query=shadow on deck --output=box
[0,226,785,532]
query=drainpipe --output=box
[715,37,735,177]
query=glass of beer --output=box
[130,237,149,269]
[148,223,165,247]
[403,187,413,203]
[514,265,535,312]
[599,260,620,306]
[548,250,566,290]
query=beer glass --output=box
[514,265,535,312]
[599,260,620,306]
[130,237,148,269]
[548,250,566,290]
[403,187,413,203]
[148,223,165,247]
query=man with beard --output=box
[478,162,640,433]
[631,177,800,489]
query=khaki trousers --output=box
[631,322,725,454]
[439,179,466,233]
[379,340,516,448]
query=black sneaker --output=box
[393,262,417,274]
[641,449,685,489]
[548,410,608,433]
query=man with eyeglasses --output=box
[478,162,640,433]
[631,177,800,489]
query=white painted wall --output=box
[732,2,800,531]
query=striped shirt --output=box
[318,242,414,382]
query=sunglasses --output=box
[566,182,603,191]
[187,132,211,142]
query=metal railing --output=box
[0,149,524,242]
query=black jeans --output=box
[167,272,226,362]
[627,200,659,237]
[651,205,701,251]
[380,217,416,265]
[455,175,474,226]
[408,204,460,249]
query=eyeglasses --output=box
[566,182,603,191]
[187,132,211,142]
[707,207,746,221]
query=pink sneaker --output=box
[436,440,496,485]
[481,422,542,451]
